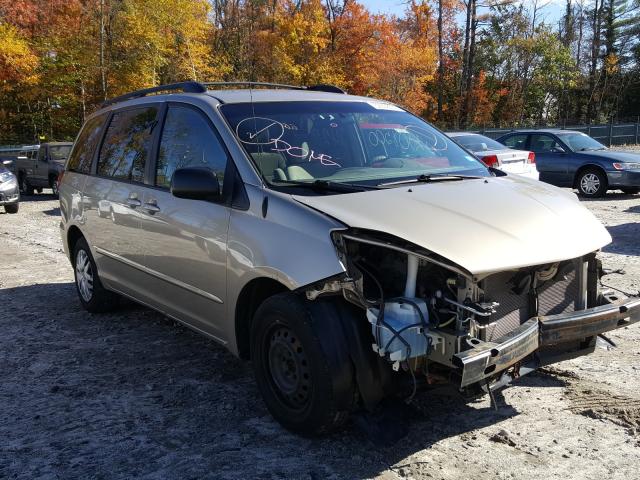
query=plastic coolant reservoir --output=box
[366,298,430,362]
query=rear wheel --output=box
[73,237,119,313]
[250,293,356,435]
[577,169,607,197]
[4,203,18,214]
[621,187,639,195]
[50,176,59,197]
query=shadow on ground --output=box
[41,207,61,216]
[603,223,640,256]
[579,191,639,202]
[0,281,569,479]
[18,191,57,202]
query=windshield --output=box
[220,101,489,189]
[50,145,72,161]
[558,132,606,151]
[452,134,506,152]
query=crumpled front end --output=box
[312,230,639,396]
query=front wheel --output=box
[4,203,19,214]
[73,237,119,313]
[577,169,607,197]
[250,293,356,435]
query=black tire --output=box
[19,175,34,195]
[36,187,43,193]
[4,203,19,214]
[72,237,119,313]
[250,293,356,435]
[577,168,608,197]
[621,187,639,195]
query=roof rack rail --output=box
[102,81,207,107]
[306,84,346,94]
[101,80,348,107]
[202,81,304,91]
[202,81,347,94]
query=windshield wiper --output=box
[272,179,379,193]
[377,173,482,187]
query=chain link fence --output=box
[466,118,640,146]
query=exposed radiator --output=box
[481,261,582,342]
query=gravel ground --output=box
[1,180,639,480]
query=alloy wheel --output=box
[580,173,600,195]
[76,249,94,302]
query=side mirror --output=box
[170,167,222,201]
[552,146,566,154]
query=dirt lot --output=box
[1,183,639,479]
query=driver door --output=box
[529,134,570,186]
[35,145,49,187]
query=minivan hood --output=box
[293,176,611,276]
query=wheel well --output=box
[574,164,607,188]
[235,277,289,360]
[66,226,84,259]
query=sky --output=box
[359,0,565,26]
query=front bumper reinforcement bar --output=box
[453,296,640,387]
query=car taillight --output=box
[481,154,500,167]
[527,152,536,164]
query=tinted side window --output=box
[156,105,228,189]
[98,107,158,182]
[501,134,528,150]
[529,134,562,153]
[67,114,107,173]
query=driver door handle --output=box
[143,201,160,214]
[126,197,141,208]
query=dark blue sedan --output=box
[496,129,640,197]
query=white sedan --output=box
[447,132,539,180]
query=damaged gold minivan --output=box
[59,82,640,435]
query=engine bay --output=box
[306,229,598,392]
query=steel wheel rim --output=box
[76,250,94,302]
[266,326,312,410]
[581,173,600,194]
[52,181,58,195]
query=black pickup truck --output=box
[15,142,73,196]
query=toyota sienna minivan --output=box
[59,81,640,435]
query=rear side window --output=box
[98,106,158,182]
[501,134,528,150]
[67,115,106,173]
[155,105,228,189]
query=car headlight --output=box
[0,177,17,190]
[613,162,640,170]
